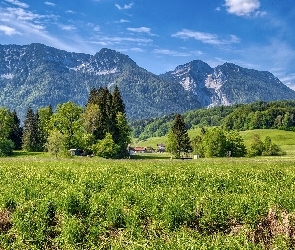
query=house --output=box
[146,146,155,153]
[131,147,146,154]
[157,144,166,153]
[68,149,85,156]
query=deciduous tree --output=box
[247,134,264,157]
[49,102,83,149]
[202,127,227,157]
[225,130,247,157]
[92,133,120,159]
[166,129,178,157]
[115,112,131,157]
[38,105,53,150]
[45,130,67,158]
[0,107,14,156]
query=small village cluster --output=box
[129,144,166,155]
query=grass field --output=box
[0,129,295,249]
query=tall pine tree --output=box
[170,114,191,158]
[112,85,125,114]
[22,107,42,152]
[38,105,53,151]
[8,110,23,150]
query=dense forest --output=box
[130,100,295,139]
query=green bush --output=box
[92,133,120,159]
[0,139,14,156]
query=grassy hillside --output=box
[239,129,295,146]
[134,128,295,155]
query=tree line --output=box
[166,113,285,158]
[0,86,131,158]
[131,100,295,139]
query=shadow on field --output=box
[130,153,170,160]
[12,151,46,158]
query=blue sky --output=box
[0,0,295,89]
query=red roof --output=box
[133,147,146,151]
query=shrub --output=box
[0,139,14,156]
[92,133,120,159]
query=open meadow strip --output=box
[0,157,295,249]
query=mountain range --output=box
[0,43,294,121]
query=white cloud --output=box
[5,0,29,8]
[0,24,20,35]
[30,23,45,30]
[153,49,192,57]
[91,36,152,46]
[7,7,44,21]
[190,50,204,56]
[44,2,55,7]
[253,10,267,17]
[65,10,76,14]
[224,0,262,16]
[131,47,145,52]
[127,27,156,36]
[0,6,80,52]
[115,3,133,10]
[93,26,100,32]
[115,19,129,23]
[280,74,295,83]
[91,41,108,46]
[59,24,76,31]
[172,29,240,45]
[280,74,295,90]
[249,40,295,71]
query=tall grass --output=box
[1,156,295,249]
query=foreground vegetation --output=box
[1,153,295,249]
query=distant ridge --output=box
[0,43,294,121]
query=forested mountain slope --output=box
[0,43,201,120]
[1,43,295,121]
[130,100,295,139]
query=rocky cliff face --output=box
[161,61,295,108]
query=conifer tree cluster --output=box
[0,107,21,156]
[22,107,42,152]
[19,85,130,158]
[85,86,130,158]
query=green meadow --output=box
[1,129,295,249]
